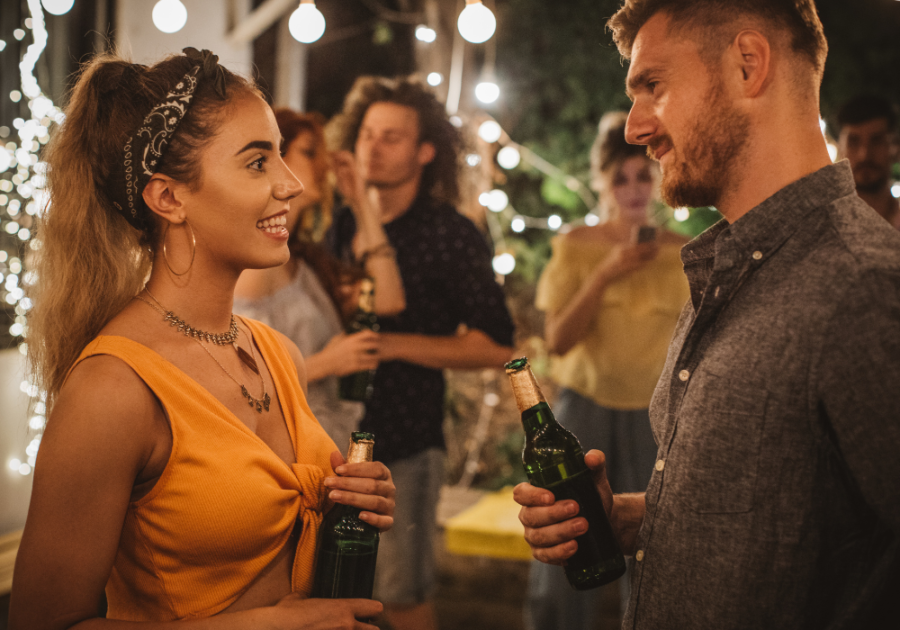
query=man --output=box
[837,94,900,229]
[328,76,515,630]
[515,1,900,629]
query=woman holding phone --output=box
[528,112,690,630]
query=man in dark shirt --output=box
[328,76,514,630]
[515,1,900,628]
[837,94,900,230]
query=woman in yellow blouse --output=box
[527,112,690,630]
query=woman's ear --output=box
[143,174,187,224]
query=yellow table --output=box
[443,487,533,561]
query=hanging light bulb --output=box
[492,252,516,275]
[152,0,188,34]
[497,146,520,169]
[427,72,444,87]
[458,0,497,44]
[478,120,502,143]
[510,216,526,233]
[41,0,75,15]
[475,81,500,104]
[547,214,562,230]
[289,0,326,44]
[486,189,508,212]
[415,25,437,43]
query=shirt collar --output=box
[682,160,857,272]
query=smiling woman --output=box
[9,49,394,630]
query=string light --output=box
[289,0,326,44]
[415,25,437,43]
[427,72,443,87]
[152,0,188,34]
[491,252,516,275]
[496,145,520,169]
[40,0,74,15]
[477,120,502,143]
[458,0,496,44]
[475,80,500,104]
[3,0,57,476]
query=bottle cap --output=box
[347,431,375,464]
[505,357,546,412]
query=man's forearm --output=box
[380,329,513,370]
[611,492,646,556]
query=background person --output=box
[836,94,900,229]
[528,111,688,630]
[234,109,406,445]
[515,1,900,628]
[10,50,394,629]
[327,75,515,630]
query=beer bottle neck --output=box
[346,435,374,464]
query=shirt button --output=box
[752,251,763,261]
[678,369,690,382]
[636,550,645,561]
[655,460,665,472]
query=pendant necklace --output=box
[135,290,271,413]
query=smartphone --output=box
[633,225,658,244]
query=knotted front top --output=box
[69,318,337,621]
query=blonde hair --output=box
[28,52,258,412]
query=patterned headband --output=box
[111,48,227,231]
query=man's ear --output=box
[418,141,436,167]
[142,174,186,224]
[731,29,771,99]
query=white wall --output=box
[116,0,254,76]
[0,348,35,537]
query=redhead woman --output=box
[527,112,690,630]
[234,110,405,445]
[10,49,394,630]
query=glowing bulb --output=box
[584,213,600,226]
[289,1,326,44]
[478,192,491,206]
[891,183,900,199]
[0,148,11,173]
[415,25,437,43]
[152,0,188,34]
[511,216,526,233]
[497,146,520,169]
[449,116,463,128]
[478,120,502,143]
[492,253,516,275]
[475,81,500,104]
[458,0,496,44]
[41,0,75,15]
[674,207,690,222]
[486,189,508,212]
[547,214,562,230]
[466,153,482,167]
[427,72,443,87]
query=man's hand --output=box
[514,450,645,562]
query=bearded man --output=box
[514,1,900,629]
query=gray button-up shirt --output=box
[625,162,900,629]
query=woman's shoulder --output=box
[557,224,619,249]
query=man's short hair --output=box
[607,0,828,79]
[837,95,900,134]
[328,75,461,204]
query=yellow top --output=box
[536,235,690,410]
[68,319,337,621]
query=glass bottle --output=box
[339,277,379,402]
[505,357,626,590]
[311,432,380,599]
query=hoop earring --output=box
[163,220,196,277]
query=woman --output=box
[527,112,690,630]
[234,110,405,445]
[10,50,393,629]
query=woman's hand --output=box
[324,451,395,532]
[596,241,659,284]
[309,331,380,381]
[268,593,383,630]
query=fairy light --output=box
[3,0,58,476]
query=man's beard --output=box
[853,163,890,195]
[651,80,750,210]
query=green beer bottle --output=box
[312,432,380,599]
[339,278,379,402]
[505,357,626,590]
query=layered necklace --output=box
[135,289,271,413]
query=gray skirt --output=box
[525,387,658,630]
